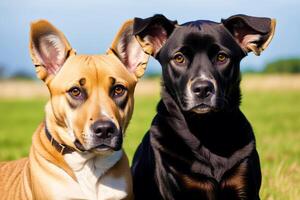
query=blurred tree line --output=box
[0,64,33,80]
[263,58,300,73]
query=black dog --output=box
[131,14,276,200]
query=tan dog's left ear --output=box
[107,20,150,79]
[29,20,76,83]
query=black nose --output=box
[192,80,215,99]
[91,120,118,139]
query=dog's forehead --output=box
[161,21,221,50]
[160,19,242,56]
[57,54,136,85]
[181,20,218,28]
[177,20,222,36]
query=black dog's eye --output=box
[68,87,82,98]
[216,53,228,64]
[173,52,185,64]
[112,85,127,97]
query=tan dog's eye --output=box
[69,87,81,98]
[112,85,126,97]
[173,52,185,64]
[216,53,228,63]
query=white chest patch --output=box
[64,150,126,200]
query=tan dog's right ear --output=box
[29,20,76,83]
[107,20,150,79]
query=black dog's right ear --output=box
[133,14,177,57]
[222,14,276,56]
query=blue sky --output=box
[0,0,299,76]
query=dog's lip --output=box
[74,139,86,151]
[74,140,112,152]
[190,103,215,114]
[93,144,111,151]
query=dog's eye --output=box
[216,53,228,63]
[112,85,126,97]
[69,87,81,98]
[173,52,185,64]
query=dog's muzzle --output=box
[188,79,217,114]
[90,120,123,151]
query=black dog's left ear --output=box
[133,14,177,57]
[222,14,276,56]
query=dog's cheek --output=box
[167,62,184,80]
[73,110,86,133]
[220,57,241,79]
[115,94,129,111]
[63,101,90,143]
[217,63,238,94]
[162,66,189,109]
[49,95,69,127]
[120,97,134,133]
[224,64,241,94]
[162,64,177,89]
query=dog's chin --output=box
[92,144,121,153]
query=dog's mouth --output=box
[92,143,122,152]
[74,135,123,153]
[190,103,216,114]
[74,140,122,153]
[97,134,123,151]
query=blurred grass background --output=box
[0,75,299,199]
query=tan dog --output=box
[0,19,149,200]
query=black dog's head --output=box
[133,14,275,114]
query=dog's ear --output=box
[107,20,150,79]
[222,14,276,56]
[29,20,76,82]
[133,14,177,57]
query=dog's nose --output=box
[192,80,214,99]
[91,120,118,139]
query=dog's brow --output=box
[109,76,129,88]
[79,78,86,86]
[109,77,116,85]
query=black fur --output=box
[132,14,274,200]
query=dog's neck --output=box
[31,122,76,177]
[34,119,124,199]
[64,150,123,199]
[151,90,255,181]
[158,88,253,157]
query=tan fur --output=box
[221,162,248,199]
[0,159,32,199]
[260,19,276,53]
[102,153,133,200]
[181,175,214,192]
[0,19,147,200]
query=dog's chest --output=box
[176,160,249,199]
[64,150,128,200]
[160,142,254,199]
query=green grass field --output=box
[0,78,299,199]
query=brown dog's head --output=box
[29,20,149,154]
